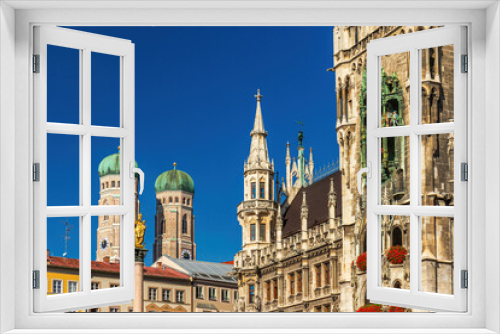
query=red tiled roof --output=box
[47,256,190,280]
[221,260,234,265]
[143,266,190,280]
[282,171,342,238]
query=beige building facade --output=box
[233,26,455,312]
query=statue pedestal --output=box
[133,248,148,312]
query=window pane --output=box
[380,215,410,290]
[380,136,410,203]
[92,215,121,290]
[421,45,454,124]
[421,134,454,206]
[47,45,80,124]
[47,134,80,206]
[47,217,80,294]
[420,216,454,295]
[91,52,120,127]
[380,52,410,127]
[92,136,122,206]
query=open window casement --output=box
[33,26,140,312]
[363,26,467,312]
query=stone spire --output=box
[285,142,291,194]
[301,191,309,249]
[247,89,272,170]
[308,147,314,184]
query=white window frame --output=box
[32,25,136,313]
[51,279,62,294]
[68,281,78,293]
[365,26,467,312]
[0,2,497,334]
[149,288,157,301]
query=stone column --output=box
[133,248,148,312]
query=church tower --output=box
[153,164,196,261]
[96,148,140,263]
[237,90,277,252]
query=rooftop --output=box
[157,256,237,284]
[47,255,190,280]
[282,171,342,238]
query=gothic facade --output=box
[233,26,455,312]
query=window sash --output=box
[33,25,135,313]
[366,26,467,312]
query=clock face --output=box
[181,249,191,260]
[100,237,109,250]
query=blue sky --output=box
[47,26,339,266]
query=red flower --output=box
[385,245,408,264]
[388,306,405,312]
[356,252,367,271]
[357,304,383,312]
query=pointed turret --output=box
[251,89,265,134]
[308,147,314,184]
[285,142,291,193]
[238,89,276,253]
[247,89,272,170]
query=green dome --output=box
[98,152,138,177]
[155,166,195,194]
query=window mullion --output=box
[81,47,92,295]
[409,47,420,295]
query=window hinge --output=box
[461,54,468,73]
[33,54,40,73]
[461,270,468,289]
[33,163,40,182]
[33,270,40,289]
[461,162,468,182]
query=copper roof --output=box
[282,171,342,238]
[47,256,190,280]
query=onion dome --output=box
[155,163,195,194]
[98,148,139,177]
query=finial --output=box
[255,89,263,102]
[173,162,177,170]
[118,146,121,151]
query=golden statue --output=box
[135,213,146,249]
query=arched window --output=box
[169,197,173,203]
[187,199,190,206]
[106,182,109,188]
[175,197,179,203]
[392,226,403,247]
[102,183,105,190]
[182,214,188,234]
[393,280,402,289]
[182,198,186,205]
[111,181,115,187]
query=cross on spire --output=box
[255,89,263,101]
